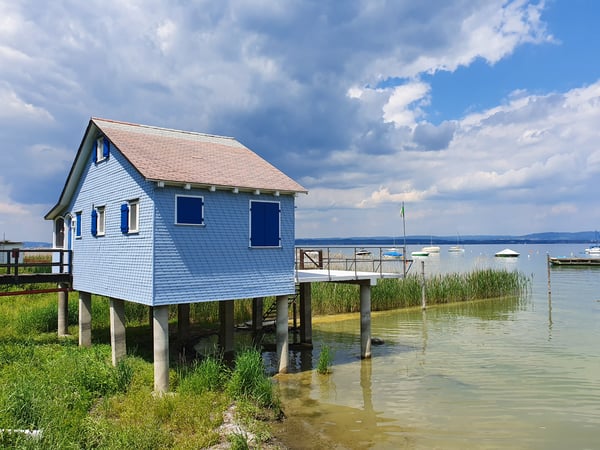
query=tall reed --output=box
[311,269,530,315]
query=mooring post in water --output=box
[360,283,372,359]
[546,253,552,298]
[421,261,426,310]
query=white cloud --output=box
[383,82,431,127]
[0,84,53,121]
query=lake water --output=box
[271,244,600,449]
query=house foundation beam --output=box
[299,283,313,346]
[153,305,170,393]
[251,297,264,332]
[57,282,69,337]
[276,294,289,373]
[78,291,92,347]
[109,298,126,366]
[219,300,234,355]
[360,283,372,359]
[177,303,190,341]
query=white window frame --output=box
[96,205,106,236]
[128,199,139,233]
[96,137,106,162]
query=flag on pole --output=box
[400,203,404,217]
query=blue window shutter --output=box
[91,209,98,236]
[92,142,98,164]
[120,203,129,234]
[176,196,204,225]
[250,201,280,247]
[103,137,110,159]
[76,213,82,237]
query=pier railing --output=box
[0,248,72,287]
[295,246,412,279]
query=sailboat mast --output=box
[402,201,406,248]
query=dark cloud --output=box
[412,121,457,151]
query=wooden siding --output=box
[68,141,155,304]
[152,188,297,305]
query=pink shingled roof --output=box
[92,118,307,193]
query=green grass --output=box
[0,268,528,448]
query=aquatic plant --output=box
[310,269,530,314]
[317,344,333,375]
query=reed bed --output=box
[310,269,530,315]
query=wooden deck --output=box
[549,256,600,266]
[296,268,403,285]
[0,248,72,293]
[296,246,413,281]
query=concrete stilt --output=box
[299,283,313,346]
[360,283,372,359]
[78,291,92,347]
[177,303,190,341]
[109,298,126,366]
[153,305,170,393]
[57,283,69,337]
[251,297,264,332]
[276,294,289,373]
[219,300,234,355]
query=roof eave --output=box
[147,178,307,196]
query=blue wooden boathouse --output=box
[45,118,307,391]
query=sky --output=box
[1,0,600,242]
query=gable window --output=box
[91,205,105,237]
[175,195,204,225]
[121,199,139,234]
[93,136,110,163]
[75,211,82,238]
[249,200,280,247]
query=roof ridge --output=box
[91,117,237,141]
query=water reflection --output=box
[273,244,600,449]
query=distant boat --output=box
[448,234,464,253]
[355,248,372,257]
[411,250,429,257]
[495,248,520,258]
[584,245,600,255]
[422,245,440,253]
[383,248,402,259]
[584,231,600,254]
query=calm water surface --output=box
[272,244,600,449]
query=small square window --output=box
[175,195,204,225]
